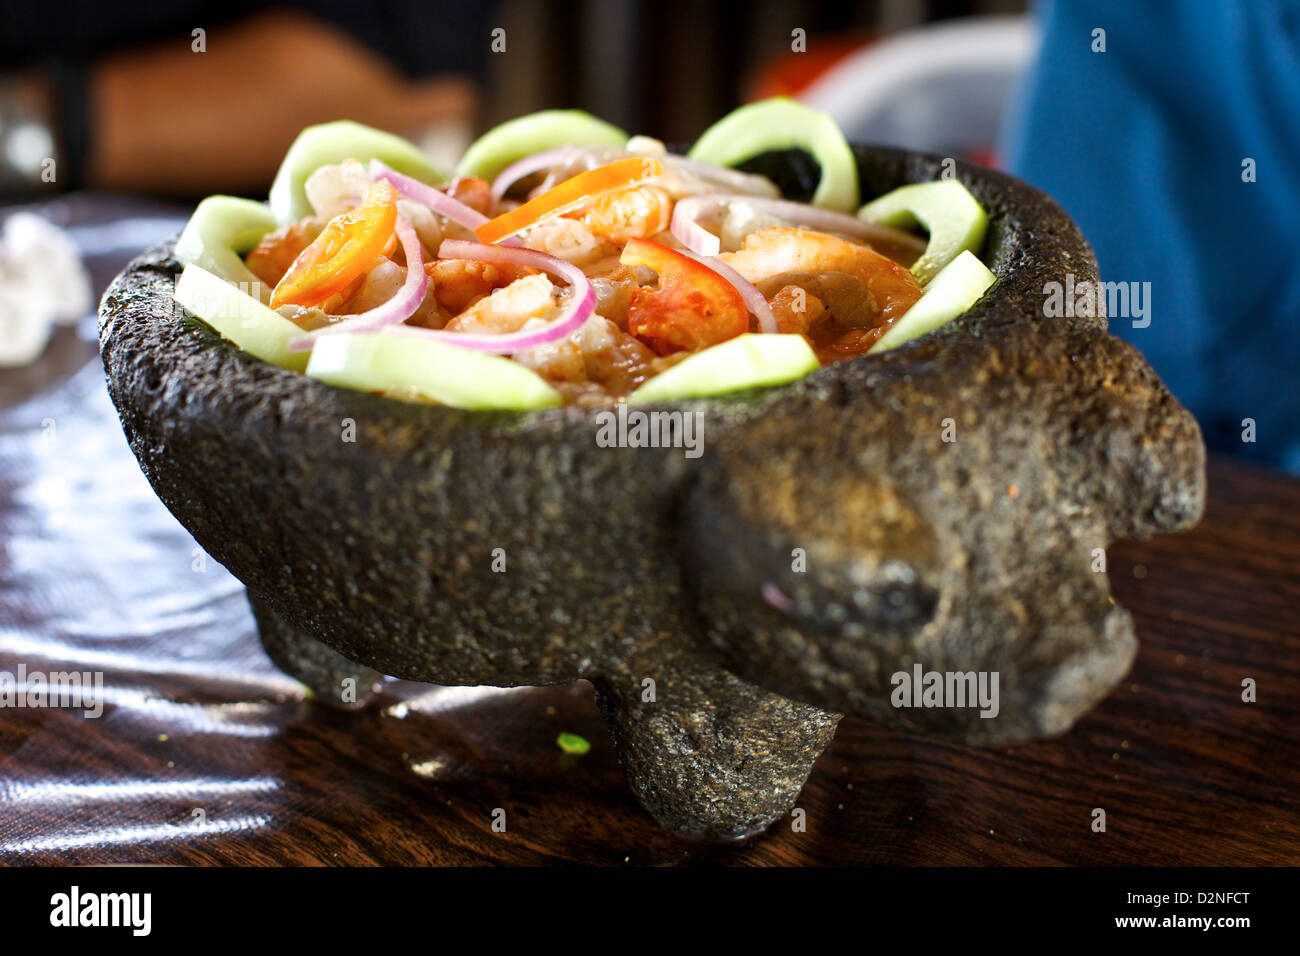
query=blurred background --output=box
[1,0,1297,470]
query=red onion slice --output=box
[491,145,635,201]
[370,160,487,231]
[381,239,596,354]
[670,199,722,257]
[287,214,428,352]
[373,159,526,248]
[670,193,927,258]
[680,249,778,334]
[490,147,579,201]
[493,147,778,204]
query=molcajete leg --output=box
[248,591,381,708]
[593,665,840,840]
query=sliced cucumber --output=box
[456,110,629,180]
[305,332,562,411]
[687,97,859,213]
[858,180,988,286]
[173,263,309,372]
[174,196,278,291]
[269,120,448,223]
[627,333,820,404]
[869,251,996,354]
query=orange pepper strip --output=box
[474,157,662,245]
[270,179,398,309]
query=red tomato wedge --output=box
[621,237,748,355]
[270,179,399,309]
[474,157,662,245]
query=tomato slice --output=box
[270,179,398,309]
[620,237,747,355]
[474,157,661,245]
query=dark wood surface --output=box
[1,199,1297,866]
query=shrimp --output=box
[523,216,611,266]
[513,315,659,396]
[337,258,405,314]
[588,267,641,330]
[304,159,371,219]
[575,185,672,244]
[244,220,323,289]
[427,258,535,314]
[768,284,826,336]
[446,176,495,216]
[442,273,559,335]
[721,227,923,328]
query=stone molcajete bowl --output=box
[99,147,1206,841]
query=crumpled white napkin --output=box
[0,212,93,367]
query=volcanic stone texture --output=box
[99,147,1205,840]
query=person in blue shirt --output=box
[1001,0,1300,473]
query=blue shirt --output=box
[1001,0,1300,472]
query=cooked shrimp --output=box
[512,321,587,383]
[398,199,444,253]
[768,284,826,335]
[522,215,612,266]
[513,315,659,396]
[578,315,659,393]
[589,267,640,330]
[244,220,323,289]
[427,258,534,314]
[721,227,923,327]
[336,258,405,314]
[575,185,672,243]
[758,271,885,330]
[304,159,371,219]
[446,176,495,216]
[442,273,559,335]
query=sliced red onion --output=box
[287,214,428,352]
[670,193,927,258]
[370,160,486,231]
[490,147,579,201]
[381,239,595,353]
[493,146,778,204]
[493,145,635,201]
[373,159,526,248]
[680,249,777,334]
[670,199,721,256]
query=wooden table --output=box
[1,199,1297,866]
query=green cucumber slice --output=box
[173,263,309,372]
[858,180,988,286]
[305,332,563,411]
[627,333,820,404]
[268,120,448,223]
[174,196,278,291]
[456,110,629,180]
[687,97,859,213]
[869,250,996,354]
